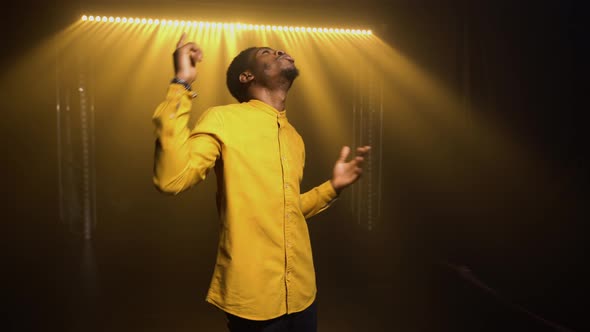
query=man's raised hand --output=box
[173,32,203,83]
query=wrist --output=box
[171,77,197,98]
[171,77,193,90]
[330,179,343,195]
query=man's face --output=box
[250,47,299,84]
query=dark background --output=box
[1,0,587,331]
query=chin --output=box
[282,67,300,83]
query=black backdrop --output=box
[1,1,586,331]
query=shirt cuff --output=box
[166,83,196,100]
[320,180,339,201]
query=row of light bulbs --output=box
[81,15,373,35]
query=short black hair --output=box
[226,47,258,103]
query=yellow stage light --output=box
[79,14,374,36]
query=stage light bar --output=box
[80,15,373,35]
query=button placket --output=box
[279,115,292,300]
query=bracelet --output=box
[170,77,197,98]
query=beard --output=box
[281,66,300,84]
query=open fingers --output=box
[337,146,351,163]
[337,145,370,165]
[350,146,370,167]
[354,156,365,166]
[356,146,371,157]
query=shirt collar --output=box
[247,99,287,118]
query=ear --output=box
[239,71,254,83]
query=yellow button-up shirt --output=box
[152,85,338,320]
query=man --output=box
[152,33,370,332]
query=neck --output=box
[249,78,291,111]
[250,89,287,112]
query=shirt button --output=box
[285,184,290,189]
[281,155,287,161]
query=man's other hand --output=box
[330,145,371,194]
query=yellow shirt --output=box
[152,84,339,320]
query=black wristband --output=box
[171,77,197,98]
[171,77,193,91]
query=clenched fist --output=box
[173,32,203,83]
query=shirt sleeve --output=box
[299,180,339,219]
[152,84,223,194]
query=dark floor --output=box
[6,212,586,332]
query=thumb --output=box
[337,146,350,163]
